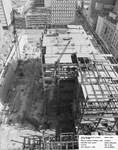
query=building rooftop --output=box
[26,7,51,16]
[100,14,118,25]
[31,0,44,8]
[11,0,26,7]
[42,25,100,64]
[106,16,117,25]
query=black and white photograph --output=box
[0,0,118,149]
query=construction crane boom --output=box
[56,40,71,63]
[55,40,71,77]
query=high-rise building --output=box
[51,0,77,26]
[0,0,12,28]
[95,0,118,61]
[0,20,3,38]
[96,12,118,59]
[87,0,116,20]
[114,0,118,12]
[0,20,4,50]
[87,0,115,29]
[111,22,118,60]
[80,0,90,19]
[44,0,51,7]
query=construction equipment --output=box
[56,40,71,64]
[55,40,71,77]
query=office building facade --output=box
[0,0,12,28]
[25,8,51,29]
[0,20,3,39]
[114,0,118,12]
[87,0,115,29]
[51,0,77,25]
[96,12,118,59]
[111,22,118,60]
[44,0,51,7]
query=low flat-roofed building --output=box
[42,25,100,65]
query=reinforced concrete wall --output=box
[0,34,28,103]
[0,64,14,103]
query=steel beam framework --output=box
[76,53,118,134]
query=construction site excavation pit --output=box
[3,57,47,131]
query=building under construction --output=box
[10,2,118,148]
[22,24,117,149]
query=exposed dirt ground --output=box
[4,42,45,129]
[0,38,48,149]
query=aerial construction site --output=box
[1,4,118,150]
[30,22,118,149]
[41,24,118,136]
[2,24,118,150]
